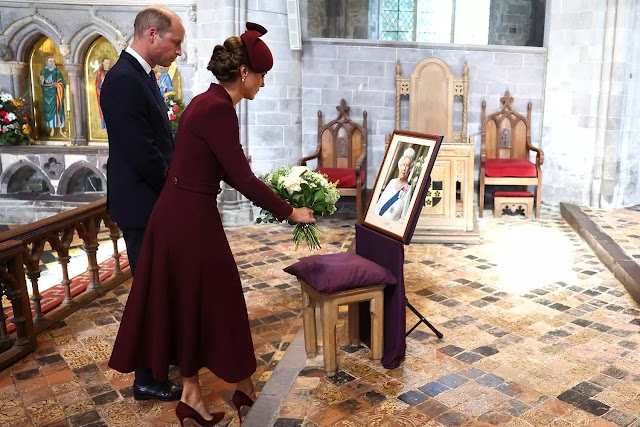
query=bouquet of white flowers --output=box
[258,165,340,250]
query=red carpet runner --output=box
[3,251,130,333]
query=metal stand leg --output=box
[406,298,443,338]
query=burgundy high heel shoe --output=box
[175,401,224,426]
[232,390,255,423]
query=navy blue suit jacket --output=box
[101,51,174,228]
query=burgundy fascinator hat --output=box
[240,22,273,73]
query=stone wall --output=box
[489,0,532,46]
[306,0,369,39]
[0,1,198,146]
[1,0,639,225]
[541,0,640,208]
[301,38,546,192]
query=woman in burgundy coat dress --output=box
[109,23,315,426]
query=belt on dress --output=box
[171,176,221,195]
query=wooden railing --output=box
[0,198,130,369]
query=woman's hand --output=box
[288,207,316,223]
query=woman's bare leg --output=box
[236,377,255,399]
[181,374,213,421]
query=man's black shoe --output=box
[133,380,183,401]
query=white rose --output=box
[6,113,16,122]
[281,175,302,194]
[289,165,309,179]
[0,93,13,103]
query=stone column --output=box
[197,0,254,227]
[64,63,87,146]
[0,61,29,101]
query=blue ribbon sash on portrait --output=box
[379,189,402,216]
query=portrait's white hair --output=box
[397,147,415,168]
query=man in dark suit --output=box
[101,6,185,402]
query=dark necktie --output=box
[149,70,162,94]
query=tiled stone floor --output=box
[0,220,354,426]
[2,207,640,427]
[275,207,640,427]
[580,205,640,267]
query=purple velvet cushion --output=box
[283,252,397,294]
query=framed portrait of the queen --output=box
[363,130,442,244]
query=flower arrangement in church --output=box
[258,165,340,250]
[164,90,185,137]
[0,92,33,146]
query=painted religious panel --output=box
[153,62,182,136]
[85,36,118,142]
[29,37,71,141]
[153,62,182,100]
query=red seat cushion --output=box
[493,191,534,198]
[485,159,537,177]
[317,167,357,188]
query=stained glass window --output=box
[415,0,453,43]
[377,0,490,44]
[380,0,415,41]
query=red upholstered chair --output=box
[298,99,367,222]
[479,91,544,218]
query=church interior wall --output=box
[0,0,638,227]
[300,38,546,196]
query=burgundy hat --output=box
[240,22,273,73]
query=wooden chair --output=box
[479,90,544,218]
[300,280,384,376]
[390,58,475,238]
[298,99,367,222]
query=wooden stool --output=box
[493,191,534,218]
[299,280,384,376]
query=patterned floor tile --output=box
[276,207,640,426]
[2,206,640,426]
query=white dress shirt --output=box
[125,46,153,75]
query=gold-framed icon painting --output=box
[153,62,182,101]
[85,36,119,142]
[363,130,443,244]
[29,37,72,142]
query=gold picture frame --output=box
[29,37,72,142]
[85,36,119,142]
[152,61,182,101]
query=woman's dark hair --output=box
[207,36,248,83]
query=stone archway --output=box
[4,17,62,64]
[68,20,123,65]
[57,161,106,195]
[0,160,54,194]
